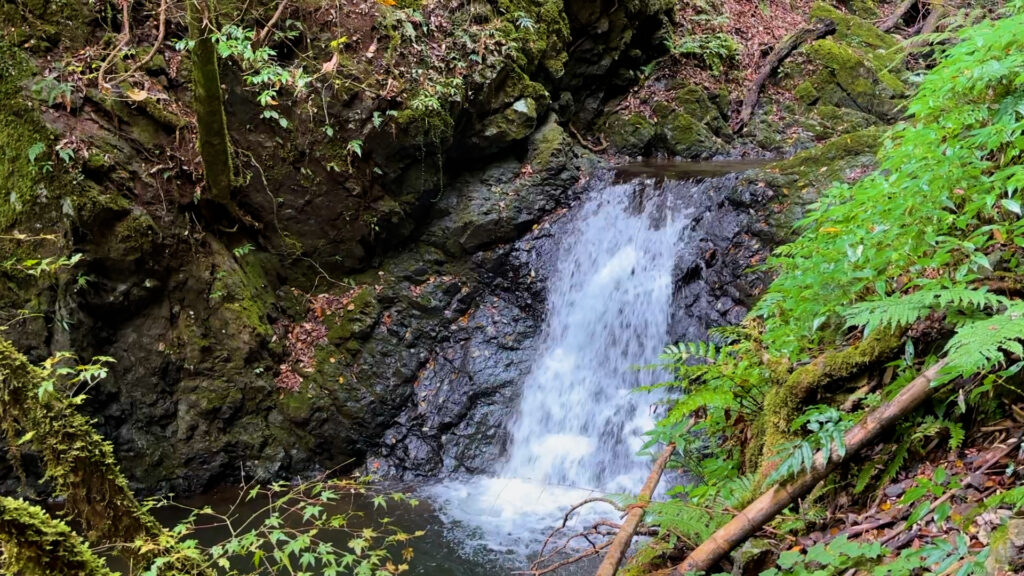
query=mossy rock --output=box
[603,112,656,156]
[525,115,574,173]
[494,0,571,77]
[810,2,897,52]
[672,82,731,138]
[765,126,885,191]
[324,287,381,345]
[802,105,880,139]
[477,98,539,148]
[803,39,905,121]
[794,81,819,105]
[658,110,726,159]
[0,0,94,50]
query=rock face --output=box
[0,0,903,496]
[371,168,779,479]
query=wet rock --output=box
[604,112,656,156]
[659,111,727,159]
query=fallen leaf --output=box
[126,88,148,101]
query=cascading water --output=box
[426,178,692,564]
[501,182,686,490]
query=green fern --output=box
[843,287,1007,335]
[939,301,1024,384]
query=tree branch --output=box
[595,442,675,576]
[732,19,837,134]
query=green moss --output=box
[804,39,903,120]
[658,110,725,159]
[672,82,731,137]
[810,2,896,51]
[494,0,571,77]
[210,250,275,340]
[394,103,455,148]
[479,97,539,145]
[186,0,234,205]
[0,0,93,50]
[794,81,819,105]
[324,287,381,345]
[0,496,114,576]
[755,329,901,473]
[112,210,158,260]
[803,105,880,139]
[769,126,885,189]
[526,116,572,171]
[0,43,52,233]
[604,112,655,156]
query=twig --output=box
[253,0,290,48]
[535,496,624,561]
[124,0,168,77]
[512,539,613,576]
[97,0,134,89]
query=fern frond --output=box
[940,301,1024,383]
[843,287,1007,335]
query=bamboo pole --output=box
[595,443,676,576]
[672,359,948,575]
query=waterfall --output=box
[501,182,687,490]
[426,178,692,560]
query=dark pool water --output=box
[149,482,596,576]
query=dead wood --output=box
[879,0,920,31]
[732,19,837,134]
[595,442,675,576]
[671,359,948,575]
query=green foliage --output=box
[842,287,1007,336]
[760,536,885,576]
[143,476,421,576]
[753,4,1024,358]
[939,301,1024,384]
[664,33,740,75]
[766,406,854,484]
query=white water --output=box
[427,181,690,560]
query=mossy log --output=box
[753,329,903,475]
[0,339,216,574]
[186,0,234,205]
[0,338,162,545]
[0,495,115,576]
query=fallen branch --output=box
[535,496,625,562]
[732,19,837,134]
[253,0,290,48]
[672,359,948,575]
[595,442,676,576]
[878,0,919,31]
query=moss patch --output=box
[603,112,656,156]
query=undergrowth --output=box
[636,2,1024,573]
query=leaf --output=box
[1002,198,1022,215]
[126,88,149,101]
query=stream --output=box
[174,160,769,575]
